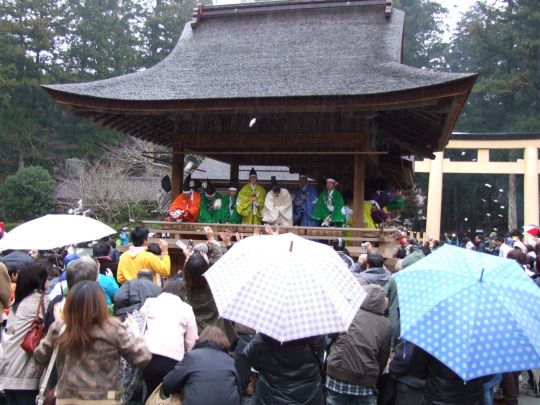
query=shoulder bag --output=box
[21,293,46,354]
[145,383,182,405]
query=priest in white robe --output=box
[262,176,293,227]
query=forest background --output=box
[0,0,539,235]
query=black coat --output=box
[410,347,484,405]
[162,342,241,405]
[236,333,325,405]
[0,250,33,273]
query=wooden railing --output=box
[132,220,401,258]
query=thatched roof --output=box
[43,0,476,184]
[45,1,469,101]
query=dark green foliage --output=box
[143,0,199,67]
[394,0,448,69]
[0,165,56,221]
[449,0,540,132]
[0,0,200,182]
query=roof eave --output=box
[42,74,477,116]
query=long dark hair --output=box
[13,264,47,313]
[183,252,209,290]
[57,281,110,353]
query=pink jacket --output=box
[140,293,198,361]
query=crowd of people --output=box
[0,223,537,405]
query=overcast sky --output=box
[441,0,476,36]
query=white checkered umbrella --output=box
[204,232,366,342]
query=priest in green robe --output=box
[237,168,266,225]
[217,183,242,224]
[198,181,223,223]
[311,177,346,227]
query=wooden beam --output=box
[171,118,184,200]
[130,119,173,140]
[184,132,367,150]
[185,150,388,155]
[230,158,239,184]
[353,156,365,228]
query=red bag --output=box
[21,294,46,354]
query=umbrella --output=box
[396,244,540,381]
[0,214,116,251]
[204,232,366,342]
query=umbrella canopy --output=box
[396,244,540,381]
[526,226,540,237]
[204,232,366,342]
[0,215,116,251]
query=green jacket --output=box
[198,192,224,223]
[216,195,242,224]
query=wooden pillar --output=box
[170,119,184,200]
[352,155,365,228]
[524,146,539,231]
[425,152,444,239]
[230,158,239,184]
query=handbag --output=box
[21,294,46,354]
[145,383,182,405]
[36,346,58,405]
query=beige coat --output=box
[0,291,49,390]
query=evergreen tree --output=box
[449,0,540,131]
[0,165,56,221]
[143,0,201,67]
[394,0,448,69]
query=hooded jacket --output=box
[114,277,161,316]
[353,266,391,287]
[326,284,391,388]
[116,246,170,284]
[236,334,325,405]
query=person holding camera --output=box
[116,227,170,285]
[351,253,391,287]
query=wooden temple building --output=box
[43,0,476,258]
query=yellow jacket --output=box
[117,247,170,284]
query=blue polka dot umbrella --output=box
[396,244,540,381]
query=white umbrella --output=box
[204,232,366,342]
[0,214,116,251]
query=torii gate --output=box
[415,133,540,239]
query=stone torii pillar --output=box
[523,146,539,229]
[425,152,444,239]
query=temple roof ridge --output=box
[191,0,393,28]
